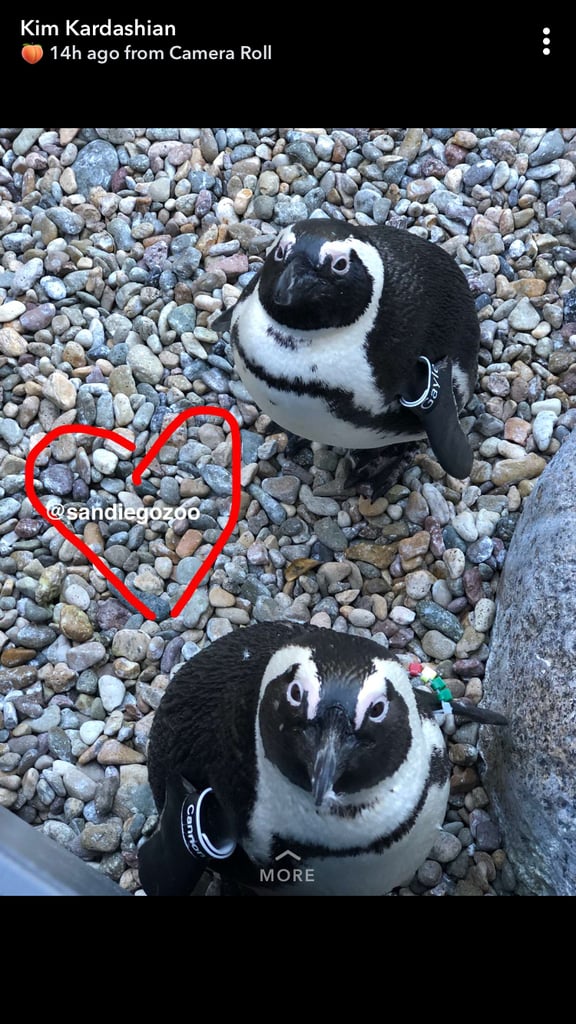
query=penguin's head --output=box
[257,636,423,807]
[257,219,384,332]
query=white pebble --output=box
[98,675,125,712]
[532,410,557,452]
[389,606,416,625]
[310,612,331,629]
[473,598,496,633]
[444,548,466,579]
[405,570,435,600]
[93,449,119,475]
[79,721,105,745]
[476,509,500,537]
[497,440,527,460]
[531,398,562,415]
[113,393,134,426]
[0,301,26,323]
[452,511,478,543]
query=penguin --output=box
[138,623,506,897]
[221,218,479,490]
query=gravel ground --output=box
[1,127,575,897]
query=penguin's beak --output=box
[310,705,353,807]
[274,257,316,307]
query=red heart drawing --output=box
[25,406,242,621]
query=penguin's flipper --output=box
[214,264,262,332]
[138,774,237,897]
[400,357,473,479]
[213,306,234,330]
[414,688,507,726]
[451,700,508,726]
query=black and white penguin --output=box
[225,218,479,486]
[138,623,505,897]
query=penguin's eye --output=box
[274,244,286,262]
[287,681,303,707]
[368,698,388,723]
[331,255,350,275]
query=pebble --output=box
[97,740,145,766]
[417,600,464,642]
[13,128,43,155]
[443,548,466,579]
[111,630,149,662]
[79,721,105,745]
[81,821,122,853]
[262,476,301,504]
[472,598,496,632]
[532,411,557,451]
[126,345,164,385]
[55,762,97,802]
[181,589,209,629]
[508,297,541,331]
[98,675,126,712]
[0,327,27,356]
[67,642,107,671]
[452,512,478,543]
[422,630,457,660]
[60,605,93,642]
[43,371,77,411]
[93,449,118,475]
[430,830,463,863]
[0,301,26,322]
[491,454,546,486]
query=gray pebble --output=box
[417,859,443,888]
[467,537,494,564]
[0,420,23,445]
[29,705,61,733]
[168,304,197,334]
[470,810,501,852]
[416,600,464,642]
[199,464,232,496]
[98,675,126,712]
[430,830,463,863]
[274,195,309,225]
[41,276,67,300]
[181,588,209,628]
[46,207,84,236]
[529,129,565,167]
[313,518,348,552]
[12,257,44,294]
[174,556,202,584]
[248,484,287,524]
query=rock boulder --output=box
[481,429,576,895]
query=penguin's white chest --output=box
[246,717,449,896]
[233,289,423,449]
[235,352,392,448]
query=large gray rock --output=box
[481,430,576,895]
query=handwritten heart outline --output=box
[25,406,242,621]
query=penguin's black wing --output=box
[147,622,313,838]
[399,356,474,478]
[365,227,479,478]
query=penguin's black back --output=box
[146,623,395,838]
[363,225,479,401]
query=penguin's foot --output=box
[284,430,312,461]
[345,443,419,499]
